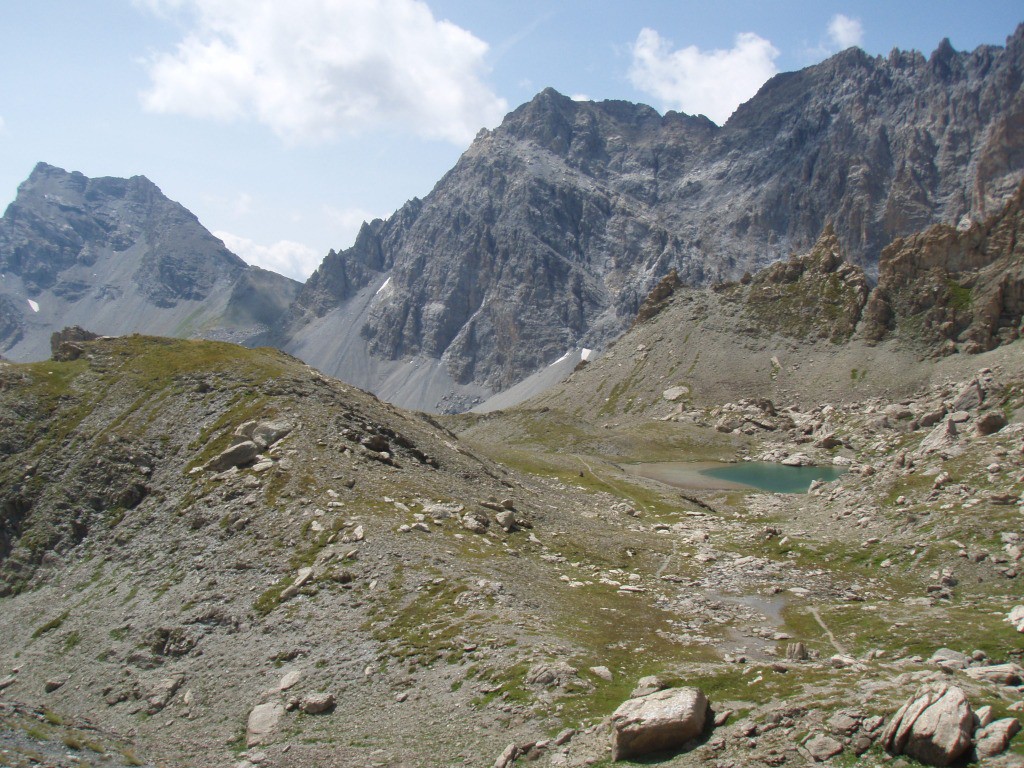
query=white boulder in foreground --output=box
[610,686,709,761]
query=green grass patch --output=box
[32,611,69,639]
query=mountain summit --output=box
[2,29,1023,412]
[0,163,300,360]
[279,28,1024,410]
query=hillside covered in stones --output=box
[0,330,1022,766]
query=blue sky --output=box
[1,1,1021,279]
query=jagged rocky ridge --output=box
[517,179,1024,420]
[0,163,300,361]
[2,30,1024,412]
[281,27,1024,408]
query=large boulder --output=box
[205,440,260,472]
[253,420,293,448]
[610,686,709,761]
[882,683,974,766]
[964,663,1024,686]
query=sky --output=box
[1,2,1021,281]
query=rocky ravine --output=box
[1,333,1022,767]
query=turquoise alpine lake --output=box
[625,461,845,494]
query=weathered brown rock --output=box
[976,410,1008,435]
[299,692,335,714]
[882,683,974,766]
[50,326,99,361]
[974,717,1021,758]
[611,686,709,761]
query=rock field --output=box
[0,331,1019,766]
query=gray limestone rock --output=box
[205,441,260,472]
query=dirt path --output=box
[809,606,847,655]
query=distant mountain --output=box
[280,26,1024,411]
[0,163,300,360]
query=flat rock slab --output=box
[247,702,284,747]
[206,440,259,472]
[611,686,708,761]
[806,734,844,761]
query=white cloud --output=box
[139,0,508,145]
[629,29,779,125]
[570,93,591,102]
[828,14,864,50]
[215,231,321,280]
[0,116,5,133]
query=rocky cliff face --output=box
[862,180,1024,353]
[0,163,300,360]
[283,27,1024,407]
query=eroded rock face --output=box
[882,683,974,766]
[611,686,709,761]
[862,181,1024,353]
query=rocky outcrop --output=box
[735,225,870,343]
[882,684,974,766]
[50,326,99,361]
[862,179,1024,352]
[633,270,682,326]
